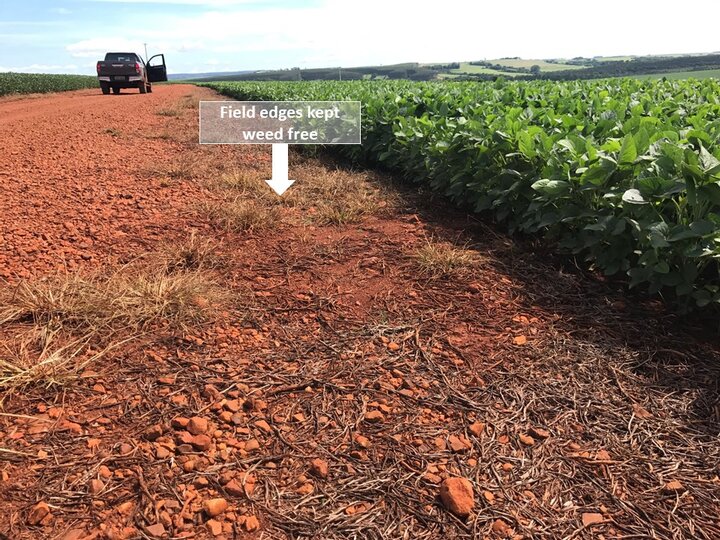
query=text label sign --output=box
[200,101,361,145]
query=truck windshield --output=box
[105,53,138,63]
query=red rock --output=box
[89,479,104,494]
[176,431,194,445]
[191,434,212,451]
[203,498,228,517]
[309,458,329,479]
[519,434,535,446]
[241,473,257,496]
[448,435,471,453]
[225,399,241,412]
[581,513,604,527]
[206,519,223,536]
[243,515,260,532]
[245,439,260,452]
[119,443,133,455]
[364,411,385,423]
[439,477,474,517]
[595,449,611,461]
[187,416,208,435]
[254,420,272,434]
[146,523,166,537]
[60,420,83,434]
[468,422,485,437]
[144,424,164,441]
[27,501,51,525]
[632,403,653,419]
[225,479,245,497]
[491,518,511,535]
[171,417,189,429]
[155,445,172,459]
[117,501,134,514]
[530,426,551,439]
[424,472,442,484]
[354,434,371,448]
[663,480,685,494]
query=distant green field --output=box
[450,62,519,77]
[595,56,634,62]
[491,58,585,71]
[632,69,720,80]
[0,72,98,96]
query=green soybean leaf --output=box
[531,179,570,197]
[619,134,637,165]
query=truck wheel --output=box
[139,83,147,94]
[100,83,110,95]
[112,87,120,95]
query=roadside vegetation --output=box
[0,72,98,96]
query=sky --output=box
[1,0,720,75]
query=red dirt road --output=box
[0,85,216,279]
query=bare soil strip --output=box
[0,85,718,540]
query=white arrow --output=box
[266,143,295,196]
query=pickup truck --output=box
[96,52,167,95]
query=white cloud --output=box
[66,38,146,58]
[65,37,206,60]
[50,7,72,15]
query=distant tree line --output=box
[539,54,720,80]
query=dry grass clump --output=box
[0,268,225,334]
[145,153,206,181]
[179,94,199,110]
[0,260,229,391]
[282,165,391,225]
[212,169,272,200]
[0,335,120,392]
[414,239,479,278]
[165,154,203,180]
[156,107,181,117]
[201,198,279,232]
[153,233,225,272]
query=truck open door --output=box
[147,54,168,82]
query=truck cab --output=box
[96,52,167,95]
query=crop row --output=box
[201,78,720,310]
[0,72,98,96]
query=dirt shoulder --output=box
[0,85,718,540]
